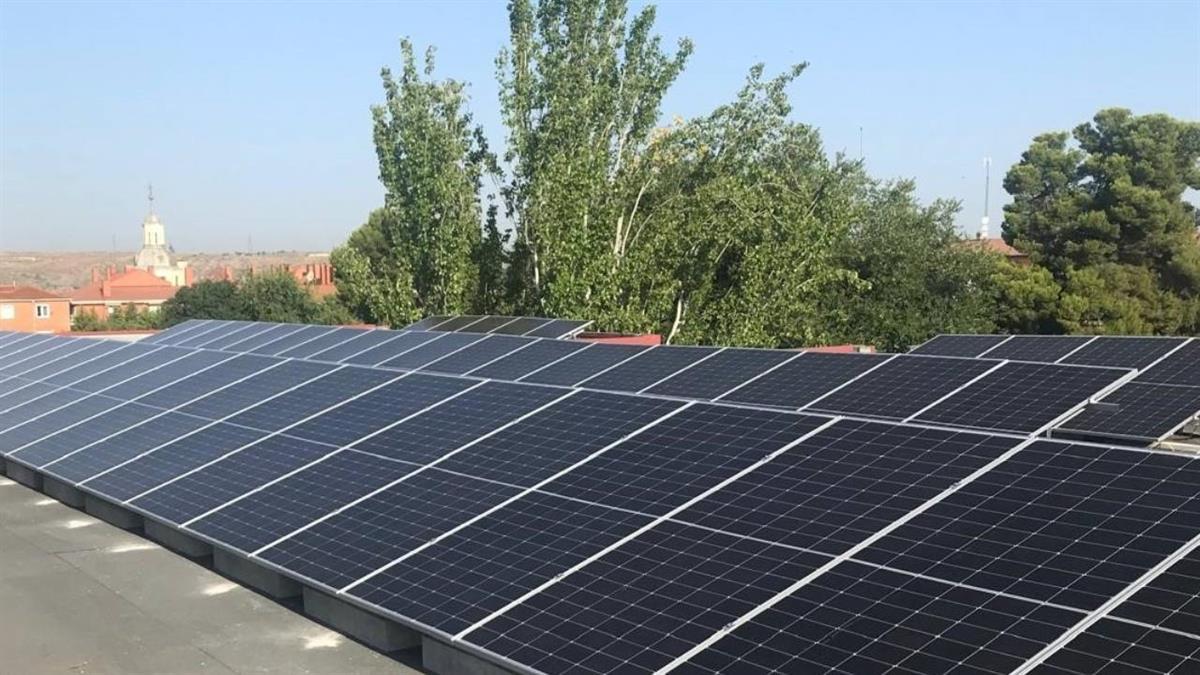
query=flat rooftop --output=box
[0,475,419,675]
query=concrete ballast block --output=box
[423,636,515,675]
[213,548,301,599]
[42,476,86,508]
[84,494,143,530]
[5,461,42,490]
[303,588,419,652]
[144,519,212,558]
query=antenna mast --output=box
[980,157,992,239]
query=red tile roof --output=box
[72,268,177,304]
[0,284,68,301]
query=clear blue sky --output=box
[1,0,1196,252]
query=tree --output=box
[1003,108,1200,334]
[161,280,248,325]
[989,261,1063,334]
[238,271,323,324]
[335,39,499,327]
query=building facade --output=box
[0,284,71,333]
[71,267,181,319]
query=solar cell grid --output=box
[0,389,91,434]
[914,361,1129,433]
[307,329,404,363]
[678,561,1084,675]
[419,335,534,374]
[434,390,685,487]
[42,412,213,483]
[11,402,164,467]
[100,352,267,404]
[176,360,333,420]
[807,354,1000,419]
[158,321,236,346]
[0,382,61,415]
[403,315,451,331]
[41,343,174,388]
[1056,383,1200,441]
[341,330,440,365]
[131,434,334,524]
[222,366,396,432]
[140,319,206,345]
[283,374,474,448]
[909,334,1010,357]
[523,318,591,339]
[188,449,422,553]
[1061,336,1188,370]
[853,440,1200,611]
[379,332,486,370]
[191,322,275,349]
[0,339,94,374]
[489,316,552,336]
[465,520,830,675]
[0,394,127,454]
[351,381,567,465]
[10,341,125,379]
[1109,546,1200,637]
[1033,620,1200,675]
[455,315,521,333]
[261,468,527,591]
[468,338,588,380]
[539,404,831,516]
[249,324,337,355]
[719,352,891,409]
[675,419,1021,554]
[222,324,307,353]
[81,422,268,500]
[1135,340,1200,387]
[579,346,720,393]
[431,315,486,332]
[519,343,647,387]
[347,490,654,635]
[274,327,369,359]
[645,348,797,400]
[980,335,1096,363]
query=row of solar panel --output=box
[132,319,1137,439]
[912,334,1200,443]
[0,330,1196,674]
[403,314,593,339]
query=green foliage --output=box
[161,280,248,324]
[71,304,166,332]
[238,271,323,323]
[1003,108,1200,335]
[988,261,1063,334]
[160,275,352,327]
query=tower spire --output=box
[147,182,155,215]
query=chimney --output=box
[106,265,115,280]
[101,280,112,298]
[91,268,100,284]
[185,267,195,287]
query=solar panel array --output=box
[402,314,593,339]
[1,322,1197,675]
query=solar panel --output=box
[0,389,92,434]
[644,349,798,400]
[130,434,335,524]
[39,343,175,388]
[719,352,891,409]
[403,315,451,331]
[978,335,1095,362]
[101,352,271,405]
[519,343,647,386]
[341,331,441,365]
[176,360,335,420]
[454,315,522,334]
[190,322,276,349]
[913,362,1129,432]
[430,315,486,332]
[1055,383,1200,442]
[156,320,235,346]
[220,366,397,432]
[489,317,553,336]
[853,440,1200,611]
[249,324,338,355]
[468,338,588,380]
[188,449,424,553]
[42,412,213,482]
[523,318,592,339]
[223,324,308,353]
[139,319,208,345]
[1136,340,1200,386]
[806,355,1000,419]
[261,467,529,591]
[378,332,487,370]
[0,394,129,454]
[677,560,1084,675]
[539,404,831,516]
[910,334,1010,357]
[676,419,1020,554]
[82,422,270,500]
[10,341,126,379]
[274,327,370,359]
[11,402,165,467]
[433,391,684,487]
[350,381,567,465]
[1060,336,1188,369]
[0,381,59,414]
[0,338,94,374]
[578,346,720,393]
[1033,620,1200,674]
[1109,547,1200,636]
[419,335,534,374]
[307,329,404,363]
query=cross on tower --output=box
[147,182,155,214]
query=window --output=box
[0,304,12,320]
[35,304,51,319]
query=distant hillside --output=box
[0,251,331,293]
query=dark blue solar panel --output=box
[434,391,685,487]
[0,339,94,374]
[42,412,212,483]
[1137,340,1200,386]
[171,321,249,348]
[676,419,1020,554]
[109,353,275,405]
[140,319,208,345]
[11,341,127,380]
[519,344,648,387]
[249,324,338,355]
[645,349,796,400]
[261,467,526,591]
[305,329,400,363]
[347,490,653,634]
[222,366,397,432]
[1057,383,1200,441]
[540,404,830,516]
[909,334,1010,357]
[807,355,999,419]
[11,402,163,467]
[420,335,534,374]
[981,335,1096,363]
[342,331,443,365]
[470,339,588,381]
[378,333,488,370]
[82,423,268,501]
[1110,546,1200,637]
[0,334,57,368]
[176,360,334,420]
[430,315,486,332]
[719,352,891,409]
[222,324,308,353]
[489,317,551,336]
[131,434,334,524]
[274,327,369,359]
[854,440,1200,611]
[1034,620,1200,675]
[0,389,91,436]
[523,318,590,338]
[0,382,60,415]
[192,323,276,349]
[42,343,182,388]
[465,521,829,675]
[403,315,451,331]
[579,346,720,393]
[0,394,126,455]
[1061,337,1188,370]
